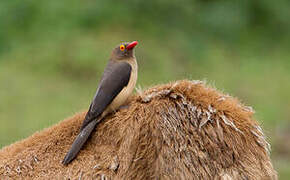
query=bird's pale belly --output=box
[106,60,137,113]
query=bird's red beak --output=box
[126,41,138,50]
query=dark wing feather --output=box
[62,61,132,165]
[62,119,98,165]
[80,61,132,131]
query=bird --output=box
[62,41,138,165]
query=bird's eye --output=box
[120,45,125,51]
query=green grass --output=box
[273,158,290,179]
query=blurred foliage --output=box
[1,0,290,178]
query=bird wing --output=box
[80,61,132,131]
[62,61,132,165]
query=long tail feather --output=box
[62,120,98,165]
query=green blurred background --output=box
[0,0,289,178]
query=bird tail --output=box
[62,120,98,165]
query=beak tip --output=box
[126,41,138,50]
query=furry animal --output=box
[0,80,277,179]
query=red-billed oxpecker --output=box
[62,41,138,165]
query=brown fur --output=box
[0,80,277,179]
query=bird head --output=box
[111,41,138,60]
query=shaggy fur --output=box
[0,80,277,179]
